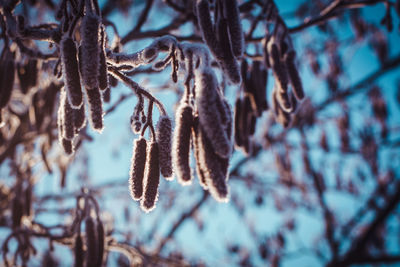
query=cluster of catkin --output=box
[57,0,109,155]
[195,0,243,84]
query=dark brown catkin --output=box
[156,116,173,179]
[74,234,84,267]
[61,36,83,108]
[0,49,15,109]
[98,25,109,91]
[96,220,105,267]
[223,0,244,58]
[62,138,74,155]
[129,137,147,200]
[140,142,160,212]
[195,68,231,158]
[269,42,288,93]
[85,87,104,132]
[234,97,243,147]
[285,50,305,100]
[173,104,194,185]
[192,117,208,189]
[85,217,98,267]
[63,90,76,140]
[80,13,100,90]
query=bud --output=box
[85,217,97,267]
[156,116,173,179]
[74,234,84,267]
[285,50,304,100]
[172,104,194,185]
[195,68,231,158]
[129,138,147,200]
[98,25,109,91]
[140,142,160,212]
[80,13,100,90]
[85,87,104,132]
[61,36,83,108]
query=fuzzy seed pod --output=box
[17,59,38,94]
[0,49,15,109]
[96,220,105,267]
[269,42,288,93]
[129,138,147,200]
[141,142,160,212]
[195,68,231,158]
[196,0,222,59]
[196,123,230,202]
[192,118,208,189]
[63,90,76,140]
[74,103,86,132]
[85,87,104,132]
[85,217,97,267]
[98,25,109,91]
[156,116,173,179]
[61,36,83,108]
[74,234,84,267]
[173,104,194,185]
[80,13,100,90]
[223,0,244,58]
[285,50,305,100]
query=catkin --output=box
[61,36,83,108]
[156,116,173,179]
[192,117,208,189]
[172,104,194,185]
[140,142,160,212]
[197,124,229,202]
[234,97,243,148]
[0,49,15,109]
[223,0,244,58]
[129,138,147,200]
[11,195,23,228]
[80,13,100,90]
[96,220,105,267]
[273,90,291,127]
[74,234,84,267]
[85,217,97,267]
[195,68,231,158]
[285,50,305,100]
[74,102,86,132]
[269,42,288,93]
[85,87,104,132]
[63,90,76,140]
[98,25,109,91]
[62,138,74,155]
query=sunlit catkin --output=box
[129,138,147,200]
[172,104,194,185]
[195,68,231,158]
[85,87,104,132]
[285,50,305,100]
[85,217,97,267]
[156,116,173,179]
[140,142,160,212]
[60,36,83,108]
[80,13,100,90]
[74,234,84,267]
[98,25,109,91]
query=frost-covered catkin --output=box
[63,90,76,140]
[172,104,194,185]
[223,0,244,58]
[129,138,147,200]
[80,13,100,90]
[74,234,84,267]
[85,217,98,267]
[285,50,305,100]
[195,68,231,158]
[192,117,208,189]
[141,142,160,212]
[61,36,83,108]
[62,138,74,155]
[197,124,229,202]
[85,87,104,132]
[98,25,109,91]
[156,116,173,179]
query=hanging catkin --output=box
[98,25,109,91]
[192,117,208,189]
[96,219,105,267]
[85,87,104,132]
[80,13,100,90]
[141,142,160,212]
[74,102,86,132]
[285,50,304,100]
[85,217,98,267]
[172,104,194,185]
[129,137,147,200]
[60,36,83,108]
[74,233,84,267]
[0,48,15,109]
[156,116,173,179]
[222,0,244,58]
[62,90,76,140]
[195,68,231,158]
